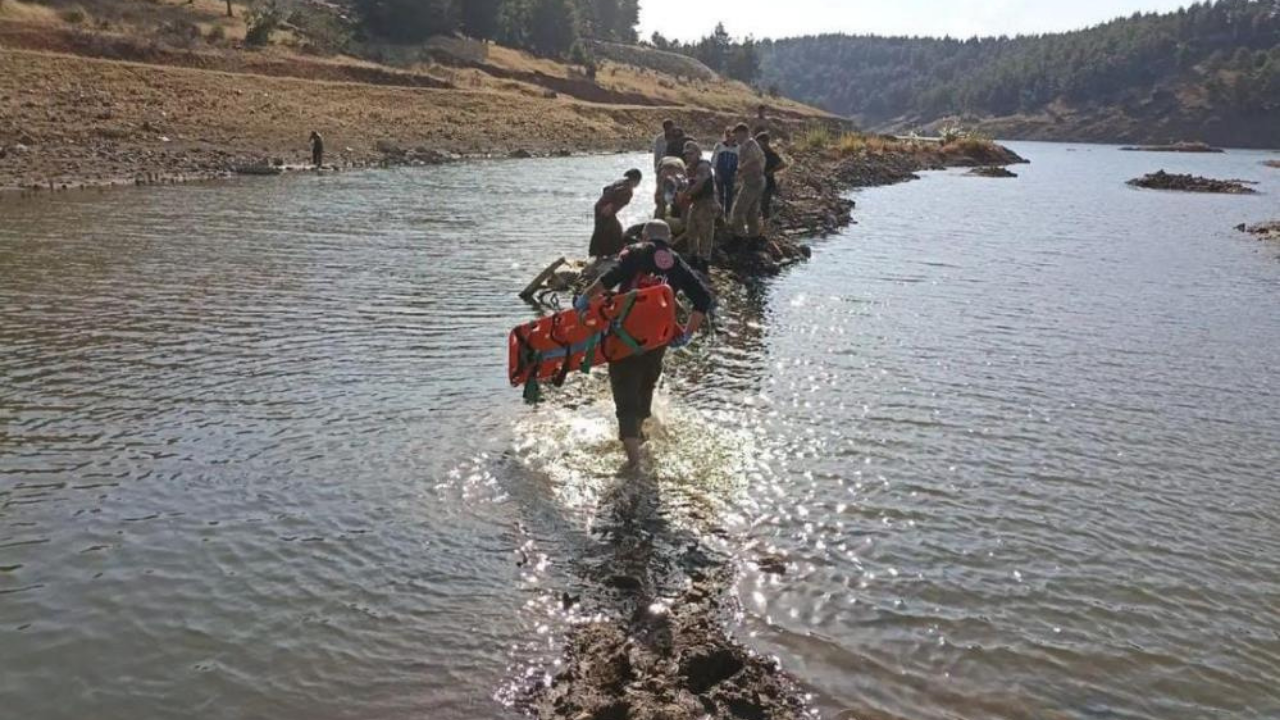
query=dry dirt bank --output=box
[0,46,823,193]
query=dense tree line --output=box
[354,0,639,57]
[756,0,1280,123]
[650,24,763,85]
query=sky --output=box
[639,0,1194,42]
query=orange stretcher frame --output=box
[508,285,680,389]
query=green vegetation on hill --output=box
[755,0,1280,147]
[349,0,638,57]
[649,23,763,85]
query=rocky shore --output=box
[1120,142,1224,153]
[1127,171,1257,194]
[968,165,1018,178]
[702,138,1026,277]
[1236,221,1280,240]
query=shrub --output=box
[159,19,202,49]
[287,8,352,55]
[60,5,87,24]
[835,132,865,154]
[943,135,996,155]
[206,24,227,43]
[798,126,832,151]
[244,0,283,46]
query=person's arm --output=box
[671,260,714,343]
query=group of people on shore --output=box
[577,108,788,468]
[588,107,788,273]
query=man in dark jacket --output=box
[664,127,689,162]
[589,168,643,258]
[574,220,714,468]
[759,132,788,220]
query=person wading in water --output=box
[589,169,643,259]
[574,220,714,469]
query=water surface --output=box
[2,144,1279,720]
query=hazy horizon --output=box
[639,0,1194,42]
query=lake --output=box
[2,143,1278,720]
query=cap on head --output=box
[733,122,750,134]
[643,220,672,243]
[624,168,643,182]
[683,141,702,156]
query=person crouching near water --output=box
[679,140,718,273]
[654,155,687,225]
[309,131,324,169]
[589,168,643,259]
[574,220,713,470]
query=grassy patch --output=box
[941,135,998,155]
[799,129,916,156]
[797,126,833,151]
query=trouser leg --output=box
[609,348,667,440]
[687,201,716,261]
[733,179,764,238]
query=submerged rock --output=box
[1127,170,1256,194]
[1121,141,1224,153]
[968,165,1018,178]
[1235,221,1280,240]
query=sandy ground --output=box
[0,46,796,192]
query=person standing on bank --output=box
[759,132,788,221]
[711,126,739,219]
[589,169,643,259]
[653,119,675,172]
[680,141,718,273]
[729,123,766,244]
[309,131,324,168]
[573,220,713,469]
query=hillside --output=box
[759,0,1280,148]
[0,0,831,191]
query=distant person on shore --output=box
[590,168,643,258]
[711,126,739,219]
[309,131,324,168]
[729,123,766,243]
[755,104,789,141]
[653,119,675,172]
[679,141,718,273]
[758,132,788,221]
[573,219,713,470]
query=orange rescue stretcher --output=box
[508,285,680,403]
